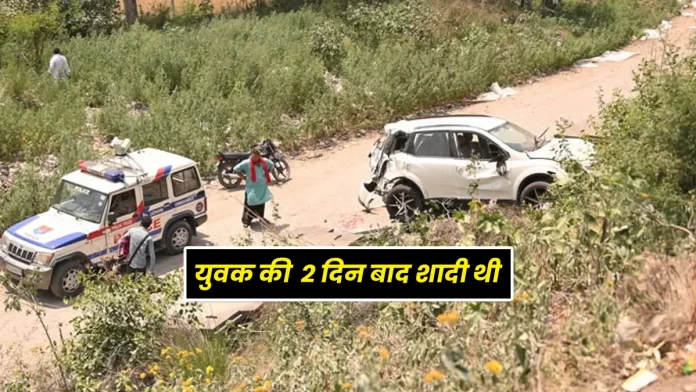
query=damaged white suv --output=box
[358,115,595,221]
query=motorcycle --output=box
[216,139,291,189]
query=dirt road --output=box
[1,7,695,374]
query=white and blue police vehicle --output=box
[0,138,208,298]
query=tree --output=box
[122,0,137,23]
[7,2,63,71]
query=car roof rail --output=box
[404,114,493,121]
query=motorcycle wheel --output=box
[217,162,243,189]
[271,157,291,184]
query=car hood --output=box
[5,210,100,250]
[526,137,595,167]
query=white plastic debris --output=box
[641,20,672,40]
[621,369,658,392]
[682,11,696,17]
[474,82,517,102]
[573,50,638,68]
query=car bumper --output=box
[0,249,52,290]
[358,180,384,210]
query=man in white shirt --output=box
[48,48,71,80]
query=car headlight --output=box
[34,252,54,266]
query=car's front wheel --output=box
[50,259,86,299]
[518,181,550,207]
[385,184,424,222]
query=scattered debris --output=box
[473,82,517,102]
[641,20,672,41]
[575,51,639,68]
[682,11,696,17]
[622,369,658,391]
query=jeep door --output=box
[141,177,170,241]
[403,130,461,199]
[451,130,513,201]
[105,187,143,254]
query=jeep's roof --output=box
[385,115,507,133]
[61,148,197,194]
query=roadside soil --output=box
[1,7,696,389]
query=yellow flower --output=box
[182,378,193,387]
[356,325,371,338]
[378,347,390,360]
[232,355,244,363]
[342,382,353,389]
[296,320,306,331]
[232,385,245,392]
[139,372,147,380]
[184,387,195,392]
[149,364,160,375]
[169,371,176,379]
[437,310,460,326]
[165,355,172,360]
[323,329,331,336]
[178,350,188,358]
[254,374,262,382]
[331,321,339,329]
[640,193,650,199]
[206,365,214,375]
[263,380,272,389]
[484,360,504,375]
[161,347,172,356]
[195,348,203,354]
[186,364,193,370]
[179,358,187,366]
[205,378,212,384]
[125,386,133,392]
[424,369,446,383]
[253,387,268,392]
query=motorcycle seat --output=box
[219,151,250,160]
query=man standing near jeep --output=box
[122,214,156,275]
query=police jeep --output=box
[0,138,208,299]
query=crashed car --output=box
[358,115,595,221]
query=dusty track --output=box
[1,7,695,378]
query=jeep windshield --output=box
[51,180,107,224]
[488,122,540,153]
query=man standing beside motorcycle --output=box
[233,147,274,228]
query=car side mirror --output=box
[490,147,508,162]
[107,212,116,226]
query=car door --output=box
[452,131,513,201]
[141,178,170,241]
[404,130,460,199]
[105,187,142,253]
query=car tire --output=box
[50,259,86,299]
[165,220,193,255]
[518,181,550,206]
[385,184,424,222]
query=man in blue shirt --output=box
[234,148,274,228]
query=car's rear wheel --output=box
[165,220,193,255]
[519,181,550,207]
[50,259,86,299]
[385,184,424,222]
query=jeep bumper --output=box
[0,249,53,290]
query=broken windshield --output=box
[52,180,107,224]
[488,122,539,153]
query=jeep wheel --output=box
[165,220,193,255]
[50,259,86,299]
[385,184,424,222]
[519,181,550,207]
